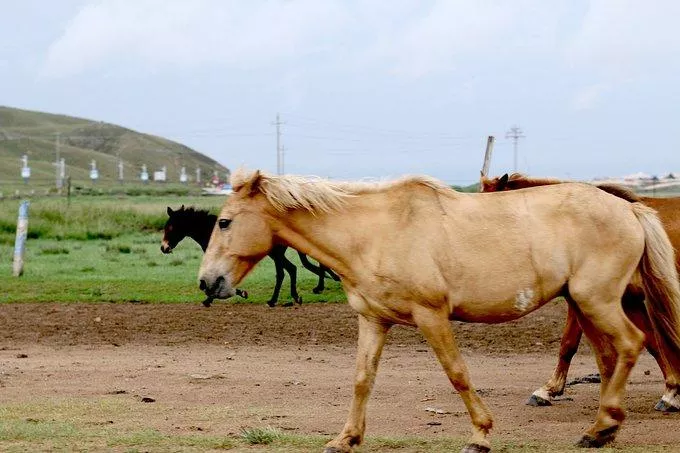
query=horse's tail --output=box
[633,202,680,378]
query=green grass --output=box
[0,195,345,304]
[0,410,672,453]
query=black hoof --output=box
[202,298,213,307]
[295,296,303,305]
[461,443,490,453]
[312,287,323,294]
[266,300,276,308]
[655,399,680,412]
[526,394,552,407]
[575,426,618,448]
[235,289,248,299]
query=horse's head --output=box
[161,205,188,253]
[198,170,274,299]
[479,173,509,192]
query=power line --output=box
[505,125,525,173]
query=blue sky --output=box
[2,0,679,184]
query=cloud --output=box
[43,0,349,77]
[566,0,680,78]
[570,83,611,111]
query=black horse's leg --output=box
[298,252,327,294]
[324,266,341,281]
[280,254,301,306]
[268,249,286,308]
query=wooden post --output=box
[12,200,29,277]
[67,176,72,207]
[480,135,495,179]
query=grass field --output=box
[0,195,346,305]
[0,401,670,453]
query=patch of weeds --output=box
[132,247,147,254]
[90,288,103,297]
[241,426,282,445]
[40,246,70,255]
[170,258,184,266]
[86,231,114,240]
[106,244,131,254]
[80,266,96,273]
[146,261,158,267]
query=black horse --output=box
[161,205,339,307]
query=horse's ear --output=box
[167,206,173,216]
[180,204,185,211]
[497,173,509,191]
[234,170,262,196]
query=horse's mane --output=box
[172,206,216,221]
[231,168,450,214]
[484,172,641,203]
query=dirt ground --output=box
[0,301,678,450]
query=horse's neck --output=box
[188,215,216,251]
[273,210,354,280]
[509,177,563,189]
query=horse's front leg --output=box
[413,307,493,453]
[324,315,391,453]
[528,304,583,406]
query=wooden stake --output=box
[480,136,495,178]
[12,200,29,277]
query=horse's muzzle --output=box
[160,241,172,254]
[199,275,234,299]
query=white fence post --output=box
[12,200,29,277]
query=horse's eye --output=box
[218,219,232,230]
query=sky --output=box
[2,0,679,185]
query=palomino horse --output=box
[161,205,339,307]
[480,173,680,411]
[198,169,680,452]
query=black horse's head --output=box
[161,205,189,253]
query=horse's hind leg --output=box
[567,289,645,448]
[280,254,301,305]
[528,304,583,406]
[413,307,493,452]
[324,314,391,453]
[621,291,679,411]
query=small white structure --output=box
[20,155,30,183]
[89,160,99,182]
[153,166,166,182]
[141,164,149,183]
[179,166,188,183]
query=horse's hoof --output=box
[282,302,294,308]
[312,287,323,294]
[295,296,303,305]
[202,298,213,307]
[461,443,490,453]
[266,300,276,308]
[526,394,552,407]
[575,435,599,448]
[575,426,618,448]
[655,399,680,412]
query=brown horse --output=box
[480,172,680,412]
[198,169,680,452]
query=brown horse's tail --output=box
[633,203,680,380]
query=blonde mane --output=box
[230,168,450,213]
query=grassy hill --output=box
[0,106,228,188]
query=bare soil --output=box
[0,301,677,450]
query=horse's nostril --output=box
[199,280,207,291]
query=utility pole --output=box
[271,113,285,175]
[505,125,525,173]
